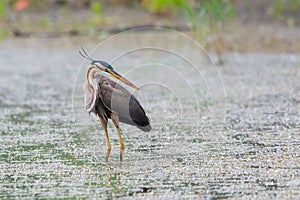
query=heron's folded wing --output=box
[98,78,150,127]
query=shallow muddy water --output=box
[0,32,300,199]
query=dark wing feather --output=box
[95,74,151,132]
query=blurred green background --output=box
[0,0,300,52]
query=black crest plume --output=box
[79,47,95,62]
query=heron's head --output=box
[80,47,139,90]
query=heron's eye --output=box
[107,65,113,70]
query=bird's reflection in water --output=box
[104,162,124,199]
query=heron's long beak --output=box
[108,69,140,90]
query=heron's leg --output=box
[111,113,124,162]
[98,116,111,162]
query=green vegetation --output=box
[268,0,300,19]
[0,0,299,41]
[141,0,186,14]
[142,0,235,28]
[0,0,298,21]
[0,28,9,39]
[39,17,51,29]
[89,1,104,30]
[182,0,235,41]
[0,1,6,15]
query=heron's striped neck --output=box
[87,65,98,86]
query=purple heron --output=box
[80,48,151,161]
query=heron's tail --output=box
[137,124,152,132]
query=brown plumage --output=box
[83,62,151,162]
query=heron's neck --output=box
[87,66,98,86]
